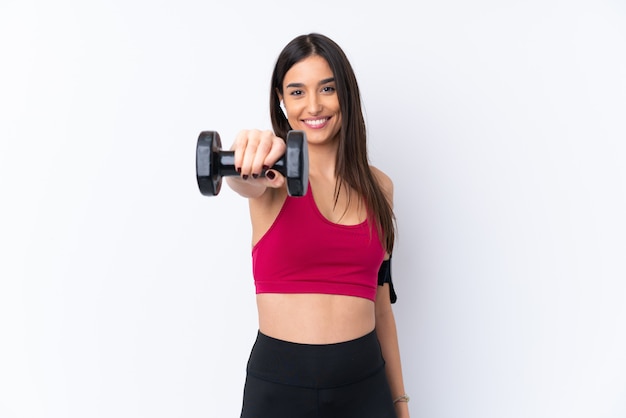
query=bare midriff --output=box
[256,293,376,344]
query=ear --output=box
[276,90,287,117]
[275,89,287,117]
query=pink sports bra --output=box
[252,185,386,302]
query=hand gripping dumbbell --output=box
[196,130,309,197]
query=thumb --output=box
[263,169,285,189]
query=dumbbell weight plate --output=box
[196,131,222,196]
[284,130,308,197]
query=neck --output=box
[307,141,338,180]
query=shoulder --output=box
[370,165,394,203]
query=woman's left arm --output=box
[376,283,410,418]
[372,166,410,417]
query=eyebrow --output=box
[286,77,336,89]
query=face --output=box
[279,55,342,146]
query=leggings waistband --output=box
[246,329,386,389]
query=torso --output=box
[250,174,375,344]
[256,293,375,344]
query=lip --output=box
[302,117,330,129]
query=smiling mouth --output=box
[302,117,329,128]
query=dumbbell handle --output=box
[213,151,288,178]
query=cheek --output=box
[332,115,343,134]
[288,101,307,116]
[333,106,342,123]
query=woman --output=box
[226,33,410,418]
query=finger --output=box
[262,169,285,189]
[232,130,250,175]
[263,135,287,169]
[240,129,262,178]
[251,130,275,178]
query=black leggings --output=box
[240,330,397,418]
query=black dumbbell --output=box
[196,130,309,197]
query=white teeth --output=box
[305,118,328,126]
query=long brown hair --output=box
[269,33,396,254]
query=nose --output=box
[307,94,322,115]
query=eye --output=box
[289,90,304,96]
[322,86,336,93]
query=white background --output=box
[1,1,625,417]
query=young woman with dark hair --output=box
[226,33,410,418]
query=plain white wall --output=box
[1,1,625,417]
